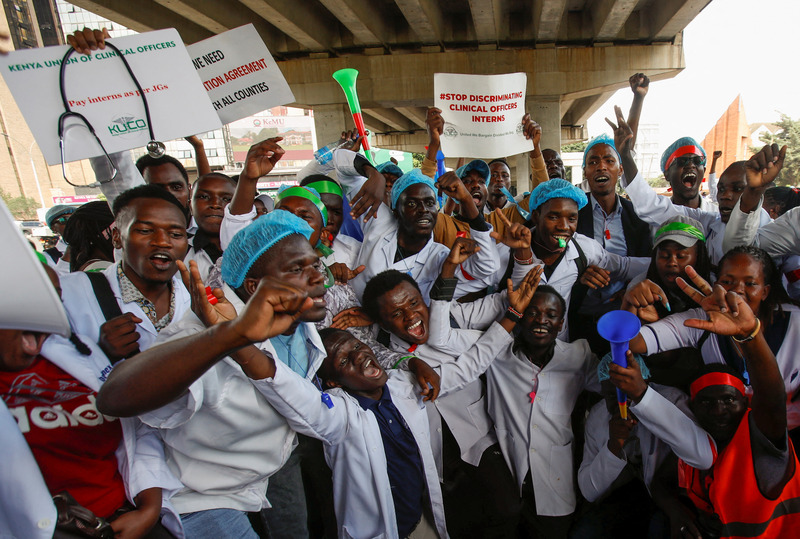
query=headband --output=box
[277,186,328,227]
[690,372,746,400]
[664,145,705,172]
[305,180,343,198]
[655,222,706,242]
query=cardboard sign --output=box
[433,73,533,159]
[0,29,221,165]
[0,200,70,336]
[186,24,295,125]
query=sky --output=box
[586,0,800,149]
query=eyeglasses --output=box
[53,216,70,225]
[673,155,706,169]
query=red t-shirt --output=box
[0,357,127,518]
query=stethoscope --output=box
[57,41,166,187]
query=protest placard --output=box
[186,24,295,125]
[0,200,70,336]
[433,72,532,159]
[0,29,221,165]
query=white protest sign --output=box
[0,29,221,165]
[0,200,70,336]
[186,24,295,125]
[433,73,532,159]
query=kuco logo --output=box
[108,113,148,137]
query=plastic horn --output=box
[435,149,446,180]
[332,68,374,165]
[597,310,642,420]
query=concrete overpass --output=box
[71,0,712,187]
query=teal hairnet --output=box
[583,134,620,168]
[221,210,313,288]
[376,161,404,178]
[528,179,588,213]
[390,169,437,210]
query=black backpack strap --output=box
[86,271,124,322]
[567,238,591,341]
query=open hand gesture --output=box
[507,265,543,314]
[676,270,759,338]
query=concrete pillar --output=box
[514,153,530,195]
[526,97,561,153]
[312,104,351,149]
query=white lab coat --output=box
[485,339,600,516]
[254,321,513,539]
[533,233,649,339]
[578,384,714,502]
[639,305,800,429]
[139,285,325,514]
[624,171,770,264]
[60,263,191,353]
[0,333,184,539]
[328,150,499,301]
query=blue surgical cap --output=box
[391,169,437,210]
[456,159,491,185]
[661,137,706,174]
[528,179,588,213]
[376,161,404,178]
[221,210,314,288]
[45,204,75,228]
[582,134,620,168]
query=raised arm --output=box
[722,144,791,253]
[679,277,787,444]
[421,107,444,179]
[229,138,285,215]
[96,269,313,417]
[522,113,548,186]
[707,150,722,201]
[626,73,649,149]
[185,135,211,178]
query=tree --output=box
[412,152,425,169]
[757,113,798,186]
[0,188,40,220]
[561,141,587,153]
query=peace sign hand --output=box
[677,276,758,339]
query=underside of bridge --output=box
[71,0,711,187]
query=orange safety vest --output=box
[680,410,800,538]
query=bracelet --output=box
[513,254,534,265]
[732,318,761,343]
[504,306,523,323]
[393,355,415,369]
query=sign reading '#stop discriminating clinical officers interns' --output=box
[433,72,533,159]
[0,29,221,166]
[186,24,295,125]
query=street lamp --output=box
[0,132,46,207]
